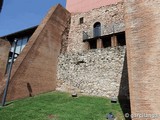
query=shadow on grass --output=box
[0,101,14,107]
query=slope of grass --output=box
[0,91,124,120]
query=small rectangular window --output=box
[79,17,84,24]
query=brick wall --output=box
[0,4,71,101]
[0,39,10,93]
[125,0,160,118]
[66,0,122,13]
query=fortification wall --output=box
[125,0,160,116]
[57,46,129,98]
[67,2,125,53]
[66,0,122,13]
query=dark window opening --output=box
[5,36,30,74]
[93,22,101,37]
[79,17,84,24]
[85,31,126,50]
[102,36,111,48]
[88,40,97,49]
[117,32,126,46]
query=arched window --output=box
[93,22,101,37]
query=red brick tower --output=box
[66,0,122,13]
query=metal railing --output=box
[82,25,106,41]
[83,31,89,41]
[82,22,123,41]
[83,28,101,41]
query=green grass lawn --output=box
[0,91,124,120]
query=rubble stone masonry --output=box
[57,1,129,100]
[57,46,129,98]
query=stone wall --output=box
[67,2,125,53]
[57,46,129,98]
[60,18,71,54]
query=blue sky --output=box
[0,0,66,36]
